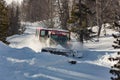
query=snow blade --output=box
[41,48,83,58]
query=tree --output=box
[68,0,93,43]
[102,0,120,23]
[21,0,57,28]
[96,0,120,38]
[57,0,69,29]
[21,0,55,22]
[8,2,21,35]
[109,24,120,80]
[96,0,102,38]
[0,0,9,42]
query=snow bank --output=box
[0,41,34,80]
[90,52,119,68]
[0,41,10,51]
[0,41,70,80]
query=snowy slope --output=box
[0,41,112,80]
[0,22,119,80]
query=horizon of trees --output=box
[0,0,120,43]
[20,0,120,42]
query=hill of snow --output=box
[0,22,119,80]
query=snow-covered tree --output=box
[0,0,9,42]
[109,25,120,80]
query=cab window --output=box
[40,30,45,37]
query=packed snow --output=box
[0,22,119,80]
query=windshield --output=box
[51,34,69,45]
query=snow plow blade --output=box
[41,48,82,58]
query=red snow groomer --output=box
[36,27,82,58]
[36,27,70,47]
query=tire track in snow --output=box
[29,57,105,80]
[6,57,80,80]
[24,73,63,80]
[23,67,82,80]
[46,67,105,80]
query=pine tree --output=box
[68,0,93,43]
[0,0,9,42]
[109,24,120,80]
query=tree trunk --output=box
[79,0,84,43]
[57,0,69,29]
[96,0,102,39]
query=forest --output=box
[0,0,120,42]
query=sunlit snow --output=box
[0,22,119,80]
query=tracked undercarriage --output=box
[41,47,82,58]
